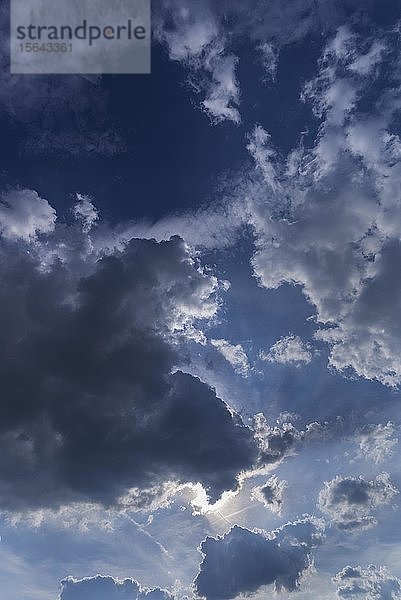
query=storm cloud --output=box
[0,196,258,510]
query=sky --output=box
[1,0,401,599]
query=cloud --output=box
[154,0,240,123]
[355,423,398,465]
[59,575,173,600]
[260,334,313,366]
[0,197,259,510]
[240,26,401,387]
[348,40,386,76]
[72,195,99,233]
[318,473,398,531]
[194,517,323,599]
[259,43,279,83]
[210,339,250,376]
[114,199,248,251]
[0,189,56,241]
[251,475,286,514]
[253,413,335,466]
[201,53,240,124]
[154,0,385,124]
[253,414,303,465]
[333,564,401,599]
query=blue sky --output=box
[1,1,401,599]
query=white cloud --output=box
[252,475,287,514]
[260,335,313,366]
[259,43,279,83]
[333,564,401,600]
[348,40,386,76]
[355,423,398,465]
[125,26,401,388]
[318,473,398,531]
[155,1,240,123]
[99,198,248,251]
[0,189,56,242]
[211,338,250,376]
[241,27,401,387]
[72,194,99,232]
[201,52,240,123]
[154,0,219,62]
[154,2,379,125]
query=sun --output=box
[188,483,238,516]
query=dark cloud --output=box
[194,518,323,599]
[318,474,398,531]
[59,575,173,600]
[0,223,258,510]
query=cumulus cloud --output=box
[210,339,250,376]
[318,473,398,531]
[240,26,401,387]
[0,195,260,510]
[333,564,401,599]
[251,475,286,514]
[260,334,313,366]
[59,575,173,600]
[194,517,323,599]
[0,189,56,241]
